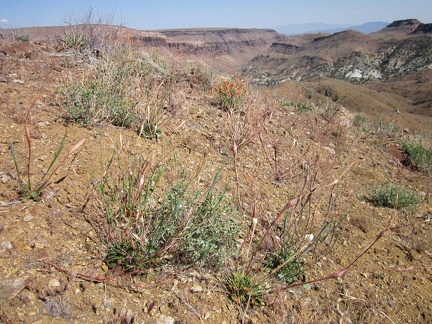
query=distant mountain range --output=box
[275,21,389,35]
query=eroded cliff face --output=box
[244,20,432,85]
[131,28,287,71]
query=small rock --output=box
[323,146,336,155]
[23,214,33,222]
[101,263,108,272]
[48,279,61,288]
[0,173,11,184]
[190,284,203,293]
[0,241,13,251]
[157,315,176,324]
[13,79,24,84]
[0,278,26,300]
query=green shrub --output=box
[264,251,306,285]
[364,183,421,211]
[17,34,29,42]
[353,114,368,128]
[281,101,318,113]
[61,30,87,50]
[402,141,432,172]
[64,80,138,127]
[225,272,263,306]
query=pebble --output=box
[37,121,50,127]
[101,263,108,272]
[23,214,34,222]
[157,315,176,324]
[49,279,61,288]
[0,173,11,184]
[0,241,13,251]
[189,284,203,293]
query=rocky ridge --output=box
[244,19,432,85]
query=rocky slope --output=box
[244,19,432,85]
[1,39,431,323]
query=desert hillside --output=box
[244,19,432,85]
[0,21,431,323]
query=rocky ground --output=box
[0,39,431,324]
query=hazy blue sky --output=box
[1,0,432,30]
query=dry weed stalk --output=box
[11,93,86,201]
[226,92,273,206]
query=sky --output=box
[1,0,432,30]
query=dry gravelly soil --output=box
[0,41,431,324]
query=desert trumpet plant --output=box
[11,95,86,201]
[226,157,352,307]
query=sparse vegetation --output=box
[225,90,271,205]
[353,113,368,129]
[281,100,315,112]
[224,151,348,309]
[62,33,173,139]
[374,116,400,136]
[60,6,117,50]
[16,34,29,42]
